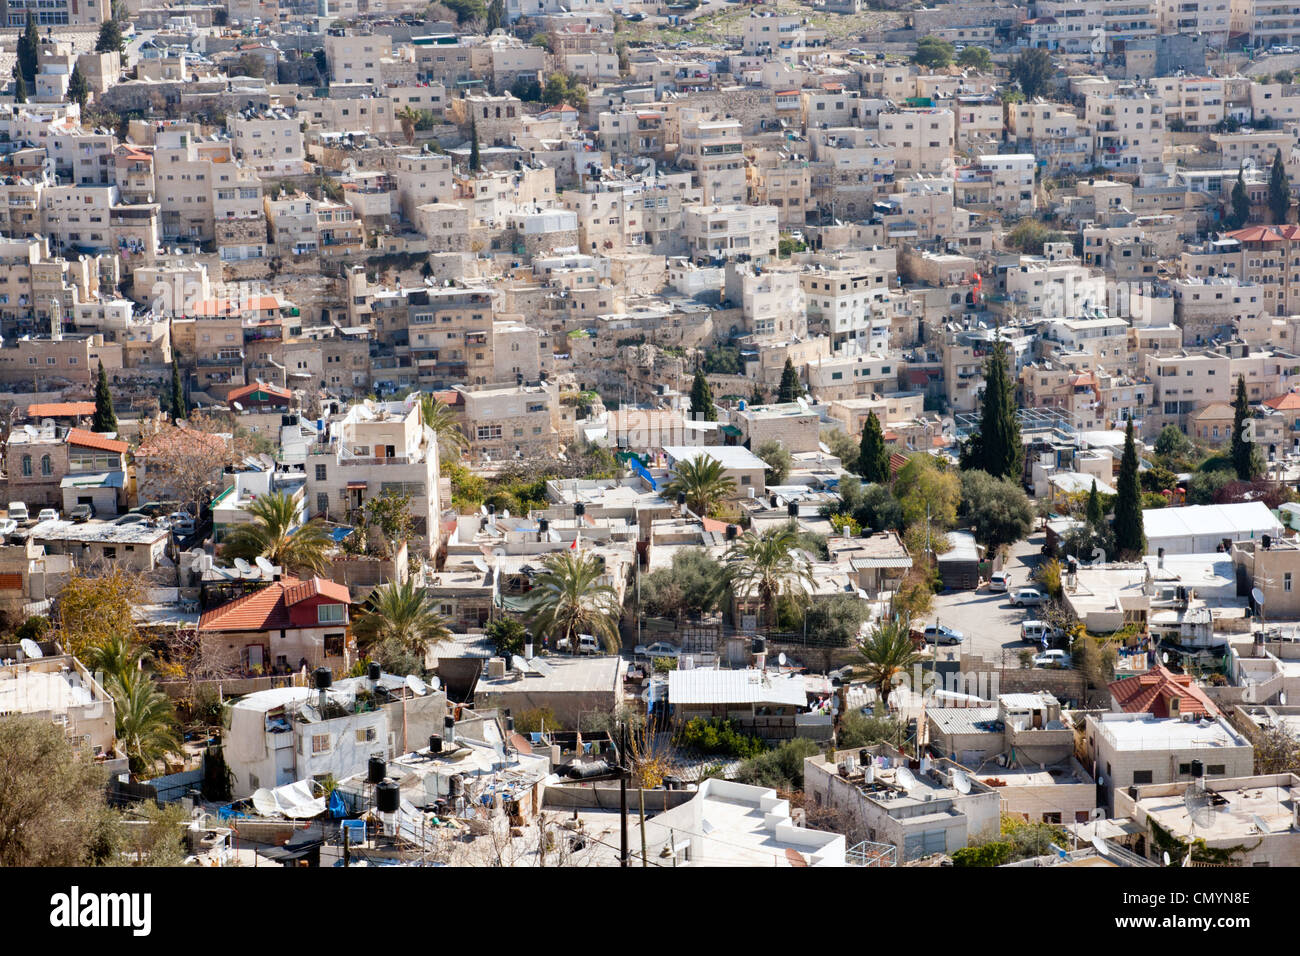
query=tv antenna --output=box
[1183,781,1216,830]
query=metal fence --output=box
[846,839,898,867]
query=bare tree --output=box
[135,412,238,510]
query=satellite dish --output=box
[894,766,918,793]
[406,674,428,696]
[1184,782,1216,828]
[472,555,490,574]
[778,652,787,667]
[1163,851,1171,866]
[480,505,488,516]
[501,509,510,520]
[19,638,42,659]
[1281,692,1289,706]
[511,654,531,673]
[1252,814,1273,834]
[1253,587,1266,606]
[952,769,972,794]
[1091,835,1110,856]
[255,556,278,577]
[1162,651,1169,664]
[233,401,244,412]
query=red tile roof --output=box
[228,381,292,403]
[199,576,348,632]
[1224,225,1284,243]
[1264,391,1300,411]
[1108,665,1219,719]
[65,428,128,454]
[27,401,95,418]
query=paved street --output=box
[922,532,1047,666]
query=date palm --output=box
[855,614,921,708]
[84,630,147,689]
[525,550,623,653]
[723,523,815,629]
[353,578,451,662]
[398,105,418,146]
[419,392,468,461]
[222,491,332,577]
[662,454,736,517]
[111,669,183,779]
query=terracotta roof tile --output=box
[27,402,95,417]
[1108,665,1219,718]
[199,576,350,632]
[65,428,128,454]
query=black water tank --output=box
[574,501,586,517]
[376,781,400,813]
[367,661,381,682]
[726,524,739,540]
[787,501,799,518]
[487,502,496,515]
[313,667,332,690]
[676,492,687,506]
[368,756,386,784]
[506,716,515,733]
[664,775,683,790]
[539,518,549,533]
[751,636,766,654]
[429,734,442,754]
[1191,759,1204,777]
[770,493,779,507]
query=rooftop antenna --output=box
[1184,779,1216,831]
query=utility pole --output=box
[619,721,630,867]
[639,787,648,867]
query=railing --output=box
[846,839,897,867]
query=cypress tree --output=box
[95,18,125,55]
[67,66,89,109]
[13,70,27,105]
[1228,165,1250,231]
[858,410,889,484]
[170,355,186,420]
[749,383,765,406]
[18,13,38,83]
[469,116,481,173]
[1085,478,1104,528]
[1231,373,1260,480]
[1270,148,1292,225]
[778,357,803,403]
[1112,419,1145,559]
[689,366,716,422]
[92,360,117,433]
[960,339,1022,481]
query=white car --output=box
[0,518,15,536]
[989,570,1011,592]
[6,502,28,524]
[169,512,196,536]
[1033,649,1071,668]
[557,634,600,654]
[37,508,59,522]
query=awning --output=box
[719,424,743,437]
[346,480,367,490]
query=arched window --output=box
[21,455,31,477]
[41,455,52,476]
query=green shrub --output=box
[951,841,1014,867]
[734,738,820,790]
[676,717,767,758]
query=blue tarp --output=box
[327,790,347,818]
[329,527,355,543]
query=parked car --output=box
[989,570,1011,592]
[152,515,171,531]
[37,508,59,523]
[169,512,196,536]
[1012,587,1048,608]
[1032,649,1071,668]
[634,641,681,660]
[557,634,600,654]
[6,502,28,524]
[0,518,15,536]
[922,623,964,645]
[114,512,147,525]
[1021,620,1064,645]
[70,504,94,523]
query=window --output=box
[318,604,346,624]
[40,455,51,476]
[1042,812,1061,824]
[311,733,331,754]
[21,455,31,476]
[355,727,377,743]
[1286,573,1293,593]
[315,464,327,481]
[1132,770,1153,784]
[1207,764,1225,775]
[325,633,344,657]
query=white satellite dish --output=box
[232,401,244,412]
[501,509,510,520]
[952,769,972,794]
[1162,651,1169,664]
[479,505,488,516]
[1282,692,1289,706]
[406,674,428,697]
[778,652,787,667]
[19,638,43,659]
[511,654,531,673]
[255,556,278,577]
[1163,851,1171,866]
[1252,587,1266,606]
[894,766,918,793]
[472,555,490,574]
[1252,814,1272,835]
[1091,835,1110,856]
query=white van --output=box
[6,502,28,524]
[1021,620,1062,645]
[559,634,600,654]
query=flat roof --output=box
[30,518,169,544]
[669,668,806,707]
[663,445,769,471]
[1093,715,1248,751]
[476,655,623,694]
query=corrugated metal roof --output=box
[927,706,1000,735]
[668,669,806,707]
[850,556,913,570]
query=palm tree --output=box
[222,492,332,577]
[662,454,736,517]
[111,669,183,778]
[524,550,623,653]
[723,523,815,629]
[353,579,451,663]
[855,614,921,708]
[419,392,468,461]
[84,630,146,689]
[398,105,418,146]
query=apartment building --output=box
[1084,89,1166,170]
[229,110,306,177]
[306,398,441,551]
[877,109,956,176]
[682,204,779,264]
[954,153,1036,219]
[452,381,567,461]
